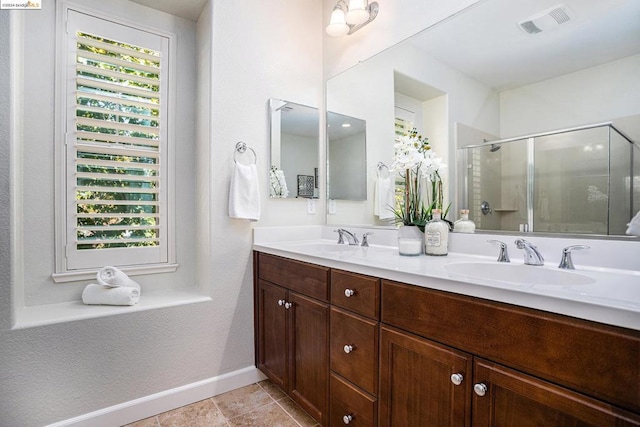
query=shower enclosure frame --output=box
[457,121,637,236]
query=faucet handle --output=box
[558,245,590,270]
[361,232,374,247]
[334,229,345,244]
[487,240,510,262]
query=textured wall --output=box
[0,0,323,425]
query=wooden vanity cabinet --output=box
[329,269,381,427]
[255,253,330,425]
[381,279,640,426]
[472,358,640,426]
[379,324,472,426]
[255,253,640,426]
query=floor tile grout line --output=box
[272,399,306,427]
[208,397,232,427]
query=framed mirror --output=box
[325,0,640,238]
[269,98,319,198]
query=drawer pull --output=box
[343,414,354,424]
[284,302,292,309]
[343,344,354,354]
[450,373,464,386]
[344,288,355,297]
[474,383,488,397]
[277,299,285,306]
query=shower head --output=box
[489,144,501,152]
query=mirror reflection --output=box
[327,112,367,201]
[269,99,319,198]
[325,0,640,238]
[459,123,638,235]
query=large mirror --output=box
[269,99,319,198]
[325,0,640,238]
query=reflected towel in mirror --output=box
[374,176,395,221]
[626,211,640,236]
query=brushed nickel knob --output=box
[343,414,353,424]
[343,344,354,354]
[344,289,355,297]
[277,299,285,306]
[284,302,292,309]
[450,373,464,386]
[474,383,488,397]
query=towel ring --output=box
[234,141,257,164]
[377,161,390,178]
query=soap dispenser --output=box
[425,209,449,256]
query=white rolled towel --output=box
[97,266,140,290]
[82,284,140,306]
[626,210,640,236]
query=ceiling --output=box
[129,0,207,22]
[411,0,640,91]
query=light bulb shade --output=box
[326,8,349,37]
[346,0,369,25]
[326,23,349,37]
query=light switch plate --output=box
[307,198,316,215]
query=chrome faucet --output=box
[514,238,544,266]
[558,245,590,270]
[487,240,510,262]
[335,228,360,246]
[361,232,373,247]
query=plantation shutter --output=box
[65,10,169,270]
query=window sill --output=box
[51,263,179,283]
[12,288,211,330]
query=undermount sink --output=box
[444,262,596,286]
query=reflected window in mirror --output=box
[269,99,319,199]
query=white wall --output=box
[0,0,323,426]
[323,0,481,79]
[500,54,640,137]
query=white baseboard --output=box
[46,366,267,427]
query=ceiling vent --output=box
[518,4,574,35]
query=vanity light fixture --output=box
[326,0,379,37]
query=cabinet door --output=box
[379,325,472,427]
[257,279,288,391]
[289,291,329,425]
[473,359,640,426]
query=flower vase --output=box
[397,225,424,256]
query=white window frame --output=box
[53,1,177,282]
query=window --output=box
[56,7,174,274]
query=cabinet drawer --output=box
[331,269,380,319]
[381,279,640,413]
[330,307,378,395]
[258,252,329,301]
[330,373,377,427]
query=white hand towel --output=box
[82,283,140,306]
[229,162,261,221]
[374,176,395,221]
[626,210,640,236]
[97,266,140,290]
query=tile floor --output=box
[123,380,319,427]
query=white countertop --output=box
[253,226,640,331]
